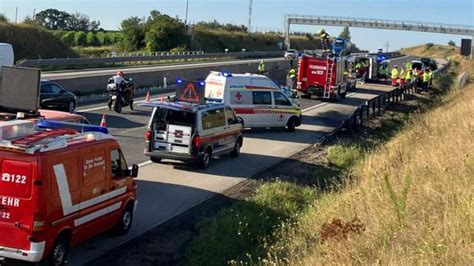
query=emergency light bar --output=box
[37,120,109,134]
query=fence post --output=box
[372,100,376,117]
[378,96,381,116]
[359,107,364,126]
[365,101,370,119]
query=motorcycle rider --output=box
[108,71,134,110]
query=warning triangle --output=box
[179,83,200,103]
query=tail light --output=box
[33,213,45,232]
[145,130,152,141]
[192,135,201,148]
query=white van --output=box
[204,72,302,131]
[0,43,14,78]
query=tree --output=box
[96,31,112,45]
[34,8,71,30]
[86,32,99,46]
[448,40,456,46]
[339,26,351,40]
[0,13,8,23]
[120,17,145,51]
[144,10,188,52]
[61,31,76,46]
[74,31,87,46]
[69,12,90,31]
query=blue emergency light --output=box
[222,72,232,77]
[37,120,109,134]
[176,79,184,84]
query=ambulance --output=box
[204,72,302,132]
[0,120,138,265]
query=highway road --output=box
[42,58,285,80]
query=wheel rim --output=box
[68,101,75,113]
[203,152,210,167]
[122,211,132,230]
[52,243,66,265]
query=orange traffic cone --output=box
[145,91,151,102]
[100,114,107,127]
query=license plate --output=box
[111,95,117,100]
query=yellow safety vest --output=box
[423,72,430,82]
[391,68,399,79]
[258,63,265,71]
[405,69,412,80]
[399,69,406,78]
[289,69,296,78]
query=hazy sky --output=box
[1,0,473,51]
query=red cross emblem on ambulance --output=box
[235,92,243,101]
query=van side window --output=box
[273,92,291,106]
[111,149,128,178]
[202,109,226,130]
[225,107,238,125]
[252,91,272,105]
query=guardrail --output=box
[458,71,468,88]
[106,51,205,57]
[17,51,284,68]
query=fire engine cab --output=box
[297,53,349,101]
[0,120,138,265]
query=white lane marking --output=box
[74,202,122,227]
[77,93,174,113]
[53,164,127,216]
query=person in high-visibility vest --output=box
[399,67,406,87]
[258,60,265,74]
[405,65,412,88]
[319,29,330,51]
[422,68,431,92]
[287,68,297,90]
[391,65,399,86]
[412,68,420,91]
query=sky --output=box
[1,0,473,52]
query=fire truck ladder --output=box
[323,59,334,99]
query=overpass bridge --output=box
[284,14,474,48]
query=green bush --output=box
[60,31,76,46]
[74,31,87,46]
[187,181,317,265]
[86,32,99,46]
[106,32,123,44]
[96,31,111,45]
[0,23,77,60]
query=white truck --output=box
[0,43,14,79]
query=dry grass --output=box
[401,44,459,59]
[267,61,474,264]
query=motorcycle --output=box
[107,78,135,113]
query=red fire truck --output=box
[296,53,349,100]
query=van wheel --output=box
[287,118,297,132]
[197,149,212,169]
[230,139,242,157]
[115,203,134,235]
[150,157,162,163]
[44,235,69,266]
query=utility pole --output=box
[15,7,18,24]
[33,8,36,18]
[384,41,391,52]
[185,0,189,25]
[248,0,253,32]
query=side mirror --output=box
[129,164,139,178]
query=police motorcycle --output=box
[107,77,135,113]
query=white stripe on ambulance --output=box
[53,164,127,223]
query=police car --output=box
[141,80,244,169]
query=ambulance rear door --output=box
[0,154,38,251]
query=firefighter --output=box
[399,67,406,87]
[428,69,434,89]
[412,68,420,92]
[422,68,431,92]
[318,29,330,51]
[258,59,265,75]
[287,68,297,90]
[405,65,412,88]
[391,65,399,86]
